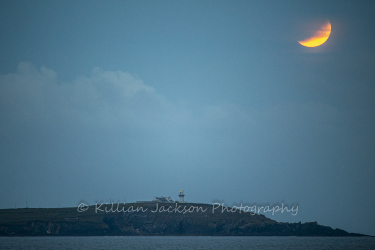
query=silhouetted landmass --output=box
[0,203,367,236]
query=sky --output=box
[0,0,374,235]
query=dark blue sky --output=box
[1,0,374,235]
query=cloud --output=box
[0,62,259,153]
[1,63,375,237]
[0,62,167,133]
[0,62,354,158]
[3,62,367,169]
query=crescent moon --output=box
[298,21,331,47]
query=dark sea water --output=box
[1,236,374,249]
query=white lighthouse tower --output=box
[178,190,185,203]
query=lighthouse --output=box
[178,190,185,203]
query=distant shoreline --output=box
[0,203,369,237]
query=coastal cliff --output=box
[0,203,365,236]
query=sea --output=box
[1,236,375,249]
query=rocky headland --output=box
[0,202,367,236]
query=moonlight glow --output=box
[298,21,331,47]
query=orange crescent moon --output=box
[298,21,331,47]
